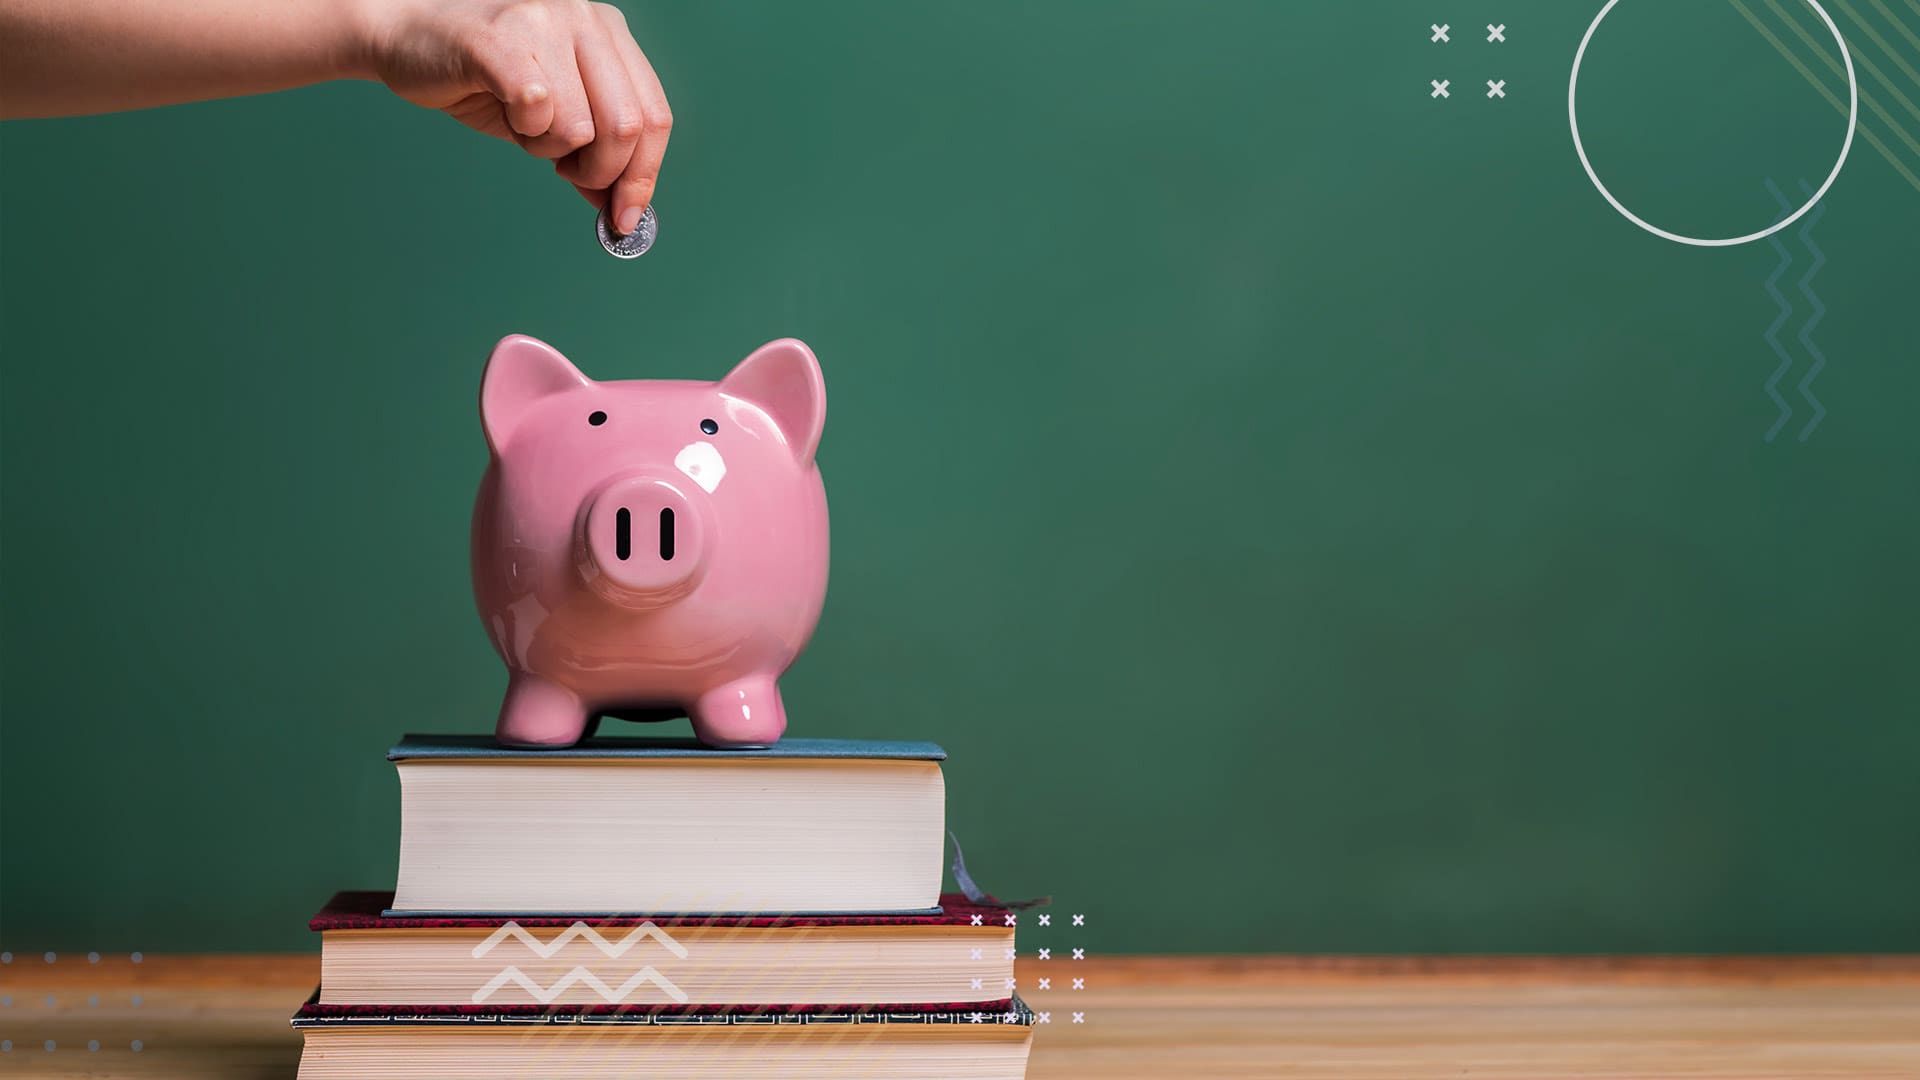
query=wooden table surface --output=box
[4,955,1919,1078]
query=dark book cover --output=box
[314,891,1017,931]
[292,992,1033,1028]
[388,734,947,762]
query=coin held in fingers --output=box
[596,204,658,259]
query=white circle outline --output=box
[1569,0,1857,247]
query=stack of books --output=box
[291,734,1035,1079]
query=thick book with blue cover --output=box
[388,735,948,917]
[389,733,948,762]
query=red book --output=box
[308,890,1022,1010]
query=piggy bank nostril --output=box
[608,503,677,564]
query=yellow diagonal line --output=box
[1727,0,1920,193]
[1905,0,1920,19]
[1836,0,1920,120]
[1864,0,1920,60]
[1764,0,1920,155]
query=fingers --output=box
[595,4,672,232]
[468,35,553,139]
[514,31,593,159]
[560,18,644,197]
[462,1,671,221]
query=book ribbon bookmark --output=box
[947,830,1051,910]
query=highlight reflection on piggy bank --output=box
[471,334,829,748]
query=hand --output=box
[360,0,671,233]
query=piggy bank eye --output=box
[700,418,719,435]
[589,411,608,426]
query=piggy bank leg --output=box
[495,676,591,748]
[689,677,787,748]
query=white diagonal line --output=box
[472,965,690,1004]
[471,920,690,960]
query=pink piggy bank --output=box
[471,334,829,748]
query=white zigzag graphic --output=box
[471,920,690,960]
[472,965,690,1004]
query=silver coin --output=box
[596,204,658,259]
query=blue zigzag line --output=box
[1793,179,1827,442]
[1760,179,1796,443]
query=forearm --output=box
[0,0,375,118]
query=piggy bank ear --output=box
[719,339,826,464]
[481,335,591,453]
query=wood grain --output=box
[3,955,1918,1078]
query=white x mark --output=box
[971,977,983,990]
[1004,914,1017,927]
[1487,23,1505,42]
[1486,79,1506,98]
[970,948,982,961]
[1038,948,1051,960]
[1072,948,1085,960]
[969,915,982,926]
[1430,23,1450,42]
[1006,977,1017,990]
[1039,977,1052,990]
[1037,1012,1051,1024]
[1002,1011,1018,1023]
[1430,79,1450,99]
[968,1012,984,1023]
[1037,914,1051,927]
[1072,915,1085,927]
[1004,947,1016,960]
[1072,1011,1085,1023]
[1073,977,1085,990]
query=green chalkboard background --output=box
[3,0,1917,954]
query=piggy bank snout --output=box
[580,473,708,605]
